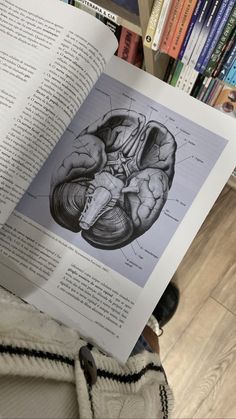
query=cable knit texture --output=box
[0,286,174,418]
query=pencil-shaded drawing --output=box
[50,109,177,249]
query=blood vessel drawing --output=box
[50,109,177,249]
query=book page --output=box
[0,57,235,362]
[0,0,117,226]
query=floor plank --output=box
[212,265,236,316]
[163,298,236,419]
[160,186,236,359]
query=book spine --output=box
[169,0,198,59]
[167,58,179,83]
[189,0,215,68]
[216,29,236,78]
[209,81,224,106]
[190,73,205,96]
[178,0,203,61]
[201,77,214,102]
[117,27,141,64]
[200,0,234,74]
[159,0,184,54]
[163,56,176,82]
[185,68,198,93]
[170,60,184,86]
[204,79,219,103]
[204,3,236,77]
[144,0,164,48]
[195,0,221,72]
[152,0,172,50]
[176,63,188,89]
[181,0,208,65]
[224,58,236,85]
[218,30,236,79]
[75,0,119,23]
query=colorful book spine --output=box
[195,0,221,72]
[200,0,235,74]
[218,29,236,79]
[178,0,203,61]
[144,0,164,48]
[181,0,210,65]
[189,0,215,68]
[224,58,236,85]
[152,0,172,50]
[168,0,198,59]
[117,27,141,65]
[159,0,185,54]
[204,3,236,77]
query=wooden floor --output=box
[160,185,236,419]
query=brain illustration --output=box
[50,109,177,249]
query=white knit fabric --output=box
[0,286,174,418]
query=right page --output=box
[0,57,235,363]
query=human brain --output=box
[50,109,177,249]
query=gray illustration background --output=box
[16,74,228,287]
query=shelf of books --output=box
[66,0,166,76]
[64,0,236,187]
[144,0,236,112]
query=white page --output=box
[0,0,117,226]
[0,56,235,363]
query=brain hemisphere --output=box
[50,109,177,249]
[124,169,169,234]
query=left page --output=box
[0,0,117,226]
[0,57,235,363]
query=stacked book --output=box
[145,0,236,87]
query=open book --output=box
[0,0,236,362]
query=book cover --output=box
[117,27,141,65]
[182,0,210,65]
[178,0,203,61]
[152,0,173,50]
[189,0,215,68]
[214,85,236,118]
[200,0,235,74]
[168,0,199,59]
[159,0,185,54]
[144,0,165,48]
[195,0,221,72]
[204,3,236,77]
[218,29,236,80]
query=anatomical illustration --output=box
[49,109,177,249]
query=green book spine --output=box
[170,61,184,86]
[204,4,236,77]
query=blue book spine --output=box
[178,0,203,60]
[195,0,221,72]
[224,58,236,85]
[182,0,208,64]
[219,36,236,80]
[200,0,235,74]
[189,0,215,67]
